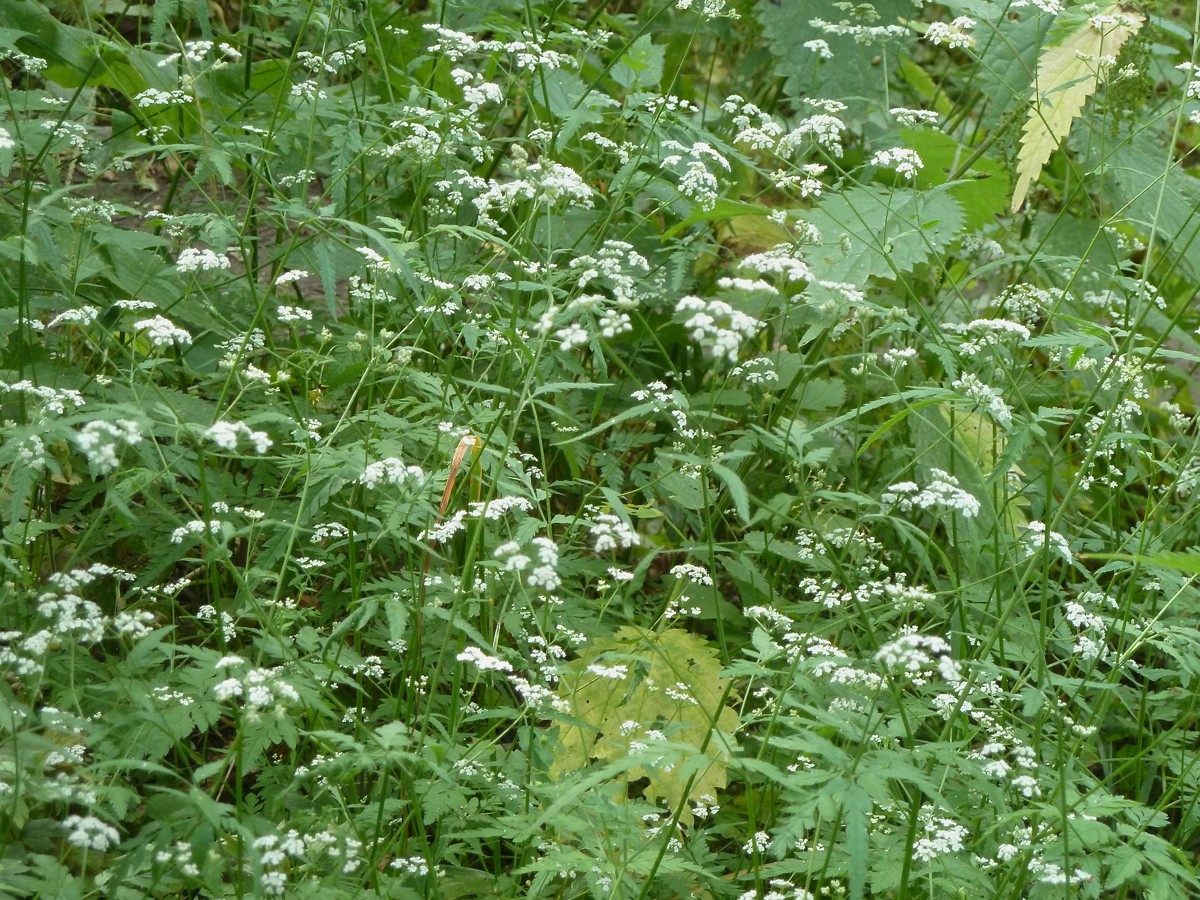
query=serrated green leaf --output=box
[803,185,965,283]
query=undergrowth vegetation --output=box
[4,0,1200,896]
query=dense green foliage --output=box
[4,0,1200,896]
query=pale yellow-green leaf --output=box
[939,404,1030,532]
[1012,4,1144,212]
[552,627,740,827]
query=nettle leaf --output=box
[552,627,740,827]
[752,0,914,106]
[803,185,965,283]
[1012,3,1145,212]
[903,128,1009,231]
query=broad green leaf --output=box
[803,185,965,283]
[904,128,1009,231]
[612,34,665,90]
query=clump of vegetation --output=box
[3,0,1200,896]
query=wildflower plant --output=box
[3,0,1200,897]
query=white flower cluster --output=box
[676,296,759,362]
[420,495,533,543]
[911,808,969,862]
[176,247,230,272]
[769,163,827,198]
[134,88,194,107]
[1011,0,1063,12]
[1179,62,1200,105]
[995,283,1055,325]
[134,314,192,347]
[456,646,513,672]
[277,305,312,324]
[358,457,425,489]
[670,563,713,585]
[170,519,224,544]
[49,305,100,327]
[276,268,310,285]
[469,148,594,231]
[778,113,847,158]
[113,610,156,637]
[804,38,832,59]
[799,571,928,611]
[1021,521,1072,561]
[312,522,349,542]
[730,357,779,384]
[213,660,301,711]
[925,17,976,50]
[0,566,140,675]
[589,513,639,553]
[809,17,906,42]
[540,241,652,349]
[944,317,1031,355]
[736,882,814,900]
[675,0,731,18]
[503,536,562,592]
[64,814,121,851]
[881,468,981,518]
[661,140,731,210]
[296,41,365,74]
[450,67,505,108]
[0,379,85,416]
[391,855,431,875]
[874,631,962,685]
[74,419,144,473]
[586,663,628,680]
[953,373,1013,428]
[424,24,575,71]
[158,39,241,67]
[870,146,923,180]
[890,107,938,126]
[290,80,327,101]
[154,840,202,878]
[972,736,1040,796]
[250,829,362,895]
[739,244,813,283]
[723,95,784,150]
[204,420,272,454]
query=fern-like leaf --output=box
[1012,4,1144,212]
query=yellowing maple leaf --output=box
[1012,4,1145,212]
[552,627,740,827]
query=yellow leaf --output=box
[1011,4,1144,212]
[552,627,740,827]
